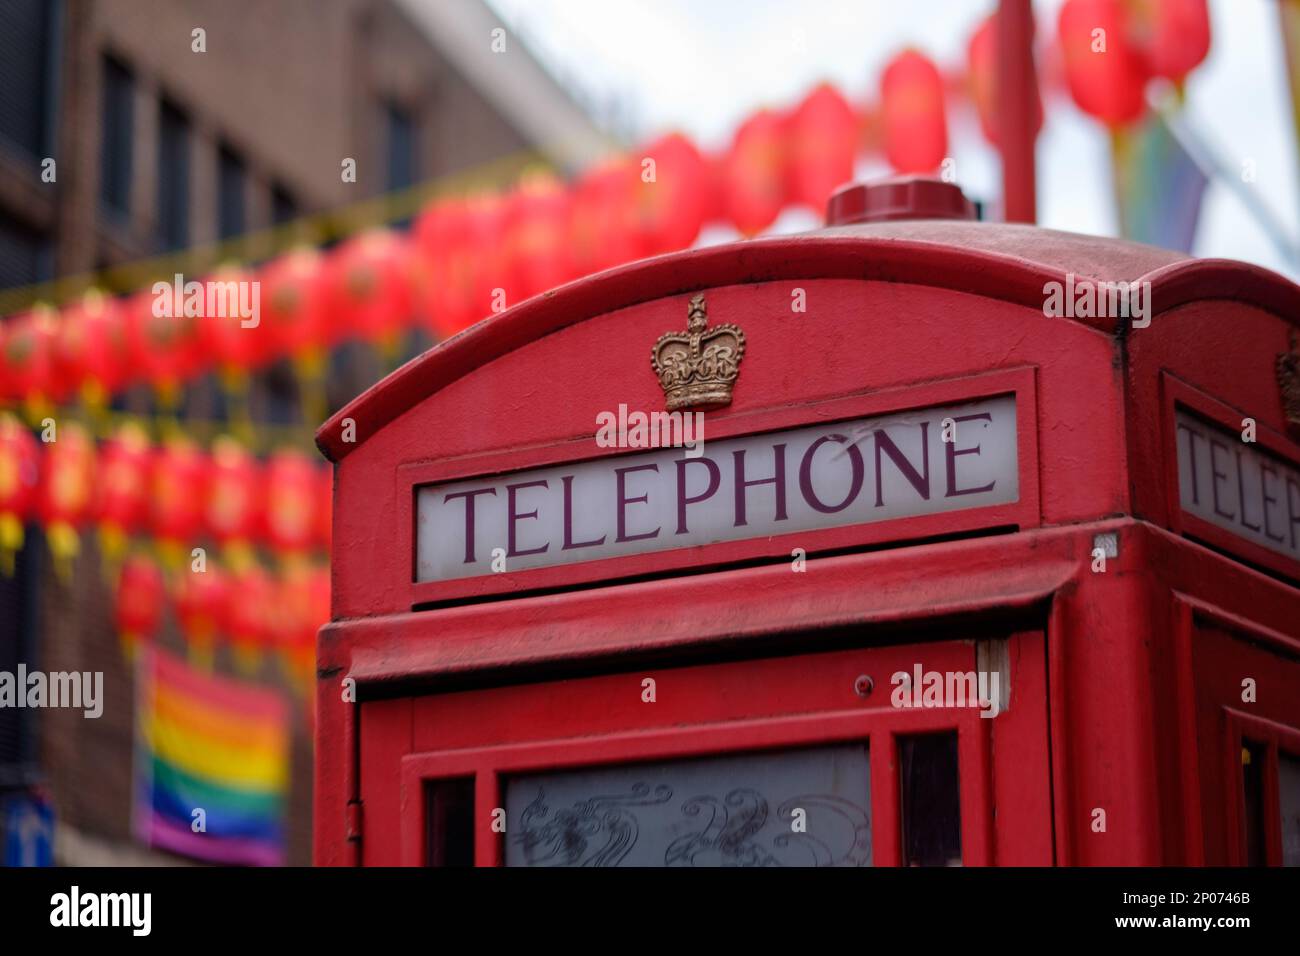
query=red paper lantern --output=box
[114,553,164,658]
[967,16,1045,147]
[1129,0,1210,83]
[636,132,709,255]
[324,229,415,347]
[271,563,329,695]
[503,173,573,301]
[173,561,228,667]
[1058,0,1150,126]
[786,84,858,211]
[223,563,273,673]
[199,262,273,373]
[95,421,151,570]
[55,290,130,405]
[722,110,789,236]
[0,306,59,408]
[414,194,506,338]
[149,438,207,566]
[259,247,329,361]
[125,285,207,398]
[568,159,646,276]
[880,49,949,174]
[264,448,317,558]
[37,420,95,579]
[0,412,39,575]
[204,436,262,561]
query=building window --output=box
[0,217,53,290]
[100,55,134,216]
[271,183,297,226]
[157,99,191,251]
[0,0,57,158]
[386,101,417,193]
[0,531,41,789]
[217,143,246,241]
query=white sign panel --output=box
[417,396,1019,582]
[1175,409,1300,563]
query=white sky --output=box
[484,0,1299,280]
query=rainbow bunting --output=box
[133,647,289,866]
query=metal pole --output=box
[997,0,1038,222]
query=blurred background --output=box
[0,0,1295,866]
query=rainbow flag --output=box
[1111,108,1208,254]
[133,647,289,866]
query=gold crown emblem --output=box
[650,294,745,410]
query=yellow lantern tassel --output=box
[231,638,262,676]
[186,632,216,672]
[223,541,256,574]
[0,513,24,576]
[46,521,80,583]
[293,348,329,426]
[98,523,129,583]
[118,630,139,663]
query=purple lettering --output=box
[561,475,605,550]
[676,456,720,534]
[798,435,864,514]
[1236,451,1261,532]
[1288,477,1300,550]
[1209,440,1235,520]
[733,445,788,528]
[443,487,497,564]
[615,463,660,543]
[874,422,931,507]
[944,414,996,498]
[507,480,550,557]
[1260,462,1286,543]
[1177,423,1203,504]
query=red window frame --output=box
[1160,372,1300,583]
[370,631,1051,867]
[1223,710,1300,867]
[1173,594,1300,865]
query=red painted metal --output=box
[997,0,1038,222]
[316,180,1300,867]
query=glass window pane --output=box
[425,777,474,867]
[900,732,962,866]
[505,744,871,867]
[1279,751,1300,867]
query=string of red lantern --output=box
[115,548,327,695]
[0,412,332,571]
[0,6,1212,414]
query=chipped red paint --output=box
[316,208,1300,867]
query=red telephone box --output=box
[315,177,1300,867]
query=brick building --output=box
[0,0,606,865]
